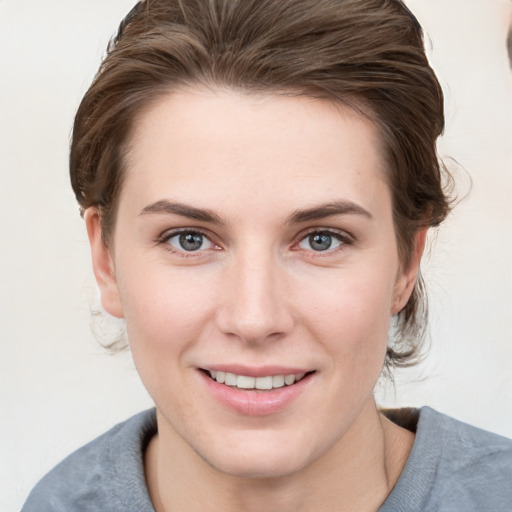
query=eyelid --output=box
[155,226,354,256]
[292,227,354,252]
[157,227,221,254]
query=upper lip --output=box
[199,365,313,377]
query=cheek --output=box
[117,268,223,414]
[117,264,218,362]
[300,265,395,366]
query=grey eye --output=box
[167,232,213,252]
[308,233,333,251]
[298,231,345,252]
[180,233,203,251]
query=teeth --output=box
[272,375,285,388]
[208,370,307,390]
[284,374,295,385]
[255,376,273,390]
[237,375,255,389]
[225,372,237,386]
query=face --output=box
[87,88,422,478]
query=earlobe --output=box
[84,208,124,319]
[391,229,428,315]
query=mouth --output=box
[199,366,315,415]
[201,369,314,391]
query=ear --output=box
[391,228,428,315]
[84,208,124,318]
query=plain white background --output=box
[1,1,511,510]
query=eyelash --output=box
[293,228,353,256]
[156,227,354,256]
[157,228,219,257]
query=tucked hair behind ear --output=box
[70,0,452,368]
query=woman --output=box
[22,0,512,510]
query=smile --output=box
[206,370,307,390]
[200,367,315,415]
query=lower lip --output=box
[199,371,313,416]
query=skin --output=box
[86,88,425,512]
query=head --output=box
[73,0,452,478]
[71,0,450,370]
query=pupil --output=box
[310,233,332,251]
[179,233,203,251]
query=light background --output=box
[1,1,511,510]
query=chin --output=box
[210,455,306,480]
[199,430,318,479]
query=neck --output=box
[145,398,414,512]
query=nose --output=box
[216,247,295,344]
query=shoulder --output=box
[381,407,512,512]
[21,409,157,512]
[418,406,512,472]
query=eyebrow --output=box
[139,199,371,225]
[139,200,224,224]
[285,201,372,224]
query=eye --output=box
[165,230,215,252]
[297,230,347,252]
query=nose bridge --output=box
[218,242,293,343]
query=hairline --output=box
[102,82,398,245]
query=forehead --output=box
[121,87,390,217]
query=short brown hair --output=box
[70,0,452,367]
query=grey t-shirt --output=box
[22,407,512,511]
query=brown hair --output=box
[70,0,452,367]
